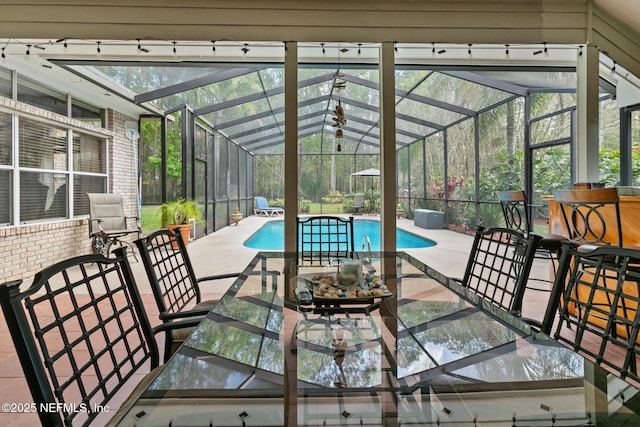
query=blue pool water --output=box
[243,219,436,250]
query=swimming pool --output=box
[243,219,436,250]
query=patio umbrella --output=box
[350,168,380,195]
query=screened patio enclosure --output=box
[52,41,640,236]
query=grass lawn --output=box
[308,203,345,214]
[141,205,161,234]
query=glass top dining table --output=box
[109,251,640,426]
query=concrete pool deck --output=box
[144,214,477,290]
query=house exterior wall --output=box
[0,99,138,284]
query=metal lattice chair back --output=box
[461,226,542,316]
[135,228,239,362]
[296,216,355,266]
[553,188,622,247]
[0,248,158,427]
[543,242,640,383]
[135,228,201,316]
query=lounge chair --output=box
[254,196,284,217]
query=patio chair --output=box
[87,192,141,259]
[552,187,623,250]
[542,242,640,383]
[351,193,365,214]
[254,196,284,217]
[135,228,242,362]
[552,188,632,333]
[457,226,542,320]
[296,215,355,266]
[0,248,182,427]
[497,190,566,287]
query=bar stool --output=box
[552,187,625,332]
[552,187,622,249]
[497,190,566,288]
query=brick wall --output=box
[0,220,90,283]
[0,100,139,284]
[108,111,140,217]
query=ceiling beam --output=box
[135,67,258,103]
[193,71,336,116]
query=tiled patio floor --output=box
[0,216,556,426]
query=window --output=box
[73,131,105,173]
[0,111,11,165]
[14,117,107,223]
[0,67,11,98]
[19,119,68,222]
[74,175,106,216]
[72,99,103,127]
[73,131,107,216]
[17,76,67,116]
[0,170,11,224]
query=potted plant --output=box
[158,199,204,247]
[230,206,243,225]
[396,203,405,218]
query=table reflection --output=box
[110,251,640,426]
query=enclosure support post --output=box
[284,42,298,253]
[379,42,396,251]
[575,44,600,183]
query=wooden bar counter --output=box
[545,191,640,247]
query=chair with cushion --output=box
[0,248,180,427]
[254,196,284,217]
[296,215,355,266]
[457,226,542,320]
[135,228,241,362]
[87,193,141,259]
[497,190,566,286]
[542,242,640,383]
[351,194,365,214]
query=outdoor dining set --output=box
[2,187,640,426]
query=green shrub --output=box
[299,199,311,213]
[321,190,343,204]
